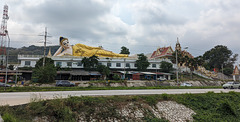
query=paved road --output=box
[0,89,239,106]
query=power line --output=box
[9,34,40,37]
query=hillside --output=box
[0,92,240,121]
[8,45,59,63]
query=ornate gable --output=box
[233,66,239,75]
[150,46,173,59]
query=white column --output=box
[233,75,236,81]
[168,75,171,80]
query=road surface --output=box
[0,89,239,106]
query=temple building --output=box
[17,37,175,81]
[232,66,240,81]
[175,38,193,59]
[150,46,173,60]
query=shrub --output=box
[161,93,169,100]
[217,100,238,117]
[112,74,120,81]
[2,113,17,122]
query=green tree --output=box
[135,53,150,71]
[35,57,54,69]
[32,57,57,83]
[203,45,233,70]
[223,67,233,76]
[97,65,110,80]
[120,46,130,55]
[203,45,238,76]
[195,56,204,66]
[160,61,173,73]
[112,74,120,80]
[171,51,183,65]
[225,54,238,72]
[81,55,99,71]
[188,58,198,79]
[32,64,57,83]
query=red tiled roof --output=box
[150,46,173,59]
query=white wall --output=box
[18,55,173,70]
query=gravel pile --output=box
[155,101,196,122]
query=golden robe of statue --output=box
[53,37,128,58]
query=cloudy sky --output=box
[1,0,240,59]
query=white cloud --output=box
[0,0,239,57]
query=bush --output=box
[112,74,120,81]
[2,113,17,122]
[217,100,238,117]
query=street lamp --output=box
[4,30,10,90]
[155,58,157,81]
[176,46,188,84]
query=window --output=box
[126,63,130,67]
[25,61,30,66]
[152,64,156,68]
[134,63,137,67]
[116,63,121,67]
[98,62,102,65]
[77,62,82,66]
[56,62,62,67]
[107,63,111,67]
[67,62,72,67]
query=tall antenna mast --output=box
[0,5,9,68]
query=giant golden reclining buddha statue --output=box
[53,37,128,58]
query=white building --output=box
[18,54,172,70]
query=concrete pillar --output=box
[168,75,171,80]
[233,75,236,81]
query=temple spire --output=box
[175,37,181,51]
[47,48,52,57]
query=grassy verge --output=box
[0,86,222,92]
[0,92,240,121]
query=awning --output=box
[114,71,135,74]
[70,70,101,76]
[141,72,156,75]
[89,72,101,76]
[155,72,172,75]
[0,73,22,75]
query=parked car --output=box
[8,80,16,83]
[157,77,167,81]
[222,82,240,89]
[56,80,75,87]
[180,83,192,87]
[0,82,11,87]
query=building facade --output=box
[18,55,171,70]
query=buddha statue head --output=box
[60,37,71,49]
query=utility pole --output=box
[124,58,126,79]
[222,64,224,80]
[176,48,178,84]
[15,53,19,87]
[154,57,157,81]
[4,30,9,91]
[43,27,47,66]
[39,27,51,66]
